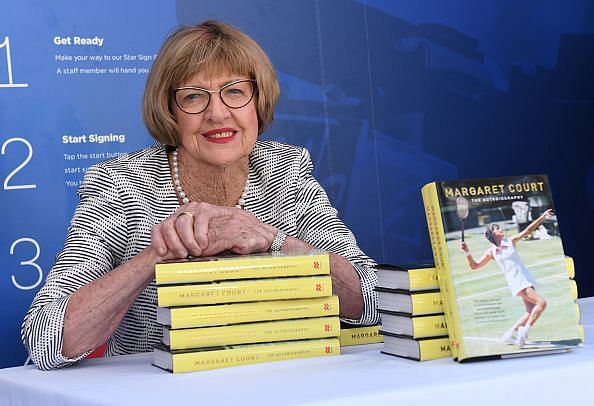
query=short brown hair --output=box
[142,20,280,145]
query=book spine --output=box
[408,267,440,291]
[422,182,460,359]
[575,302,581,323]
[411,314,448,338]
[155,254,330,284]
[565,256,574,279]
[569,279,578,301]
[339,325,384,346]
[411,291,444,315]
[418,336,452,361]
[168,338,340,373]
[164,296,340,329]
[157,275,332,307]
[165,316,340,350]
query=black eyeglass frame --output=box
[171,79,257,114]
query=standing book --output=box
[422,174,582,361]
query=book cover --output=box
[339,324,383,346]
[157,275,332,307]
[379,312,448,339]
[376,262,439,291]
[158,296,340,329]
[380,331,451,361]
[422,174,582,361]
[153,338,340,373]
[376,288,443,316]
[162,316,340,350]
[155,250,330,285]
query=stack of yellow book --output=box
[152,251,341,373]
[376,263,452,361]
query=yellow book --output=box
[163,316,340,350]
[565,256,575,279]
[155,251,330,285]
[379,312,448,339]
[423,175,583,362]
[376,263,438,291]
[154,338,340,373]
[157,275,332,307]
[381,332,451,361]
[570,279,578,301]
[339,325,383,346]
[422,182,459,358]
[575,302,581,322]
[376,288,443,315]
[157,296,340,329]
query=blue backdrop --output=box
[1,0,592,368]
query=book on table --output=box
[375,262,438,291]
[422,174,583,362]
[157,296,339,329]
[379,312,448,339]
[155,250,330,285]
[380,332,451,361]
[376,288,443,316]
[153,338,340,373]
[162,316,340,350]
[153,250,341,373]
[157,275,333,307]
[339,324,383,346]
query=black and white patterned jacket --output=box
[22,140,379,370]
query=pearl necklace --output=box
[171,148,247,209]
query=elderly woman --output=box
[21,20,379,370]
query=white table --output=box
[2,297,593,406]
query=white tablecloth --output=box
[2,297,593,406]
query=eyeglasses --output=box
[171,79,256,114]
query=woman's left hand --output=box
[201,209,278,256]
[158,201,277,257]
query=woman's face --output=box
[491,224,504,237]
[173,71,258,169]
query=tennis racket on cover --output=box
[456,197,469,242]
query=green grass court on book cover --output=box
[445,223,581,357]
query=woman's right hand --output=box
[460,241,469,251]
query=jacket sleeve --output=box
[293,148,379,326]
[21,164,126,370]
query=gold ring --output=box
[177,211,195,220]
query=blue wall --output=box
[1,0,592,368]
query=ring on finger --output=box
[177,211,195,221]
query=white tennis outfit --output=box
[491,238,536,296]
